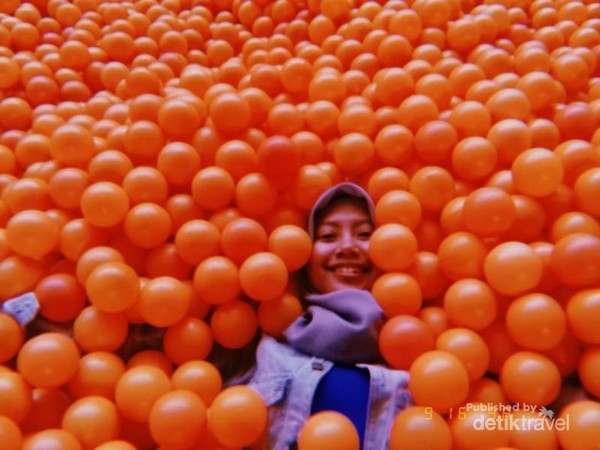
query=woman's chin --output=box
[327,274,373,293]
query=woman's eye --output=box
[358,230,372,239]
[318,233,336,241]
[318,231,336,241]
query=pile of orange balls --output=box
[0,0,600,448]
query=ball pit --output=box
[0,0,600,448]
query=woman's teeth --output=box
[334,266,362,276]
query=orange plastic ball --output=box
[47,167,90,211]
[80,182,130,228]
[258,292,303,338]
[239,251,288,302]
[372,273,422,316]
[566,289,600,344]
[298,411,359,450]
[505,293,566,351]
[368,223,418,272]
[451,136,498,182]
[6,210,59,258]
[448,100,492,138]
[19,386,69,435]
[163,317,213,365]
[215,139,258,182]
[139,276,191,328]
[375,190,422,231]
[235,172,278,218]
[61,396,120,449]
[0,416,22,450]
[574,168,600,218]
[86,262,139,313]
[505,409,559,450]
[367,167,410,203]
[49,123,95,166]
[209,92,251,136]
[483,241,543,296]
[398,95,439,134]
[208,385,268,448]
[193,256,241,305]
[158,97,205,140]
[437,231,487,281]
[17,332,80,388]
[123,203,172,250]
[379,315,435,370]
[485,87,532,122]
[461,187,515,237]
[126,350,173,376]
[94,441,136,450]
[449,408,510,450]
[435,328,490,381]
[0,255,46,301]
[0,370,32,424]
[408,350,470,414]
[67,351,126,401]
[266,224,311,272]
[171,360,223,406]
[73,306,128,353]
[549,233,600,287]
[373,124,413,166]
[115,365,171,423]
[22,429,81,450]
[409,166,455,212]
[579,347,600,399]
[257,135,302,189]
[165,194,203,234]
[418,306,449,338]
[291,164,332,210]
[0,57,20,89]
[389,406,452,450]
[557,401,600,450]
[500,351,561,406]
[333,132,375,176]
[320,0,352,20]
[210,300,258,349]
[191,166,235,211]
[149,390,207,449]
[220,217,267,263]
[157,141,201,187]
[415,119,459,169]
[75,246,125,285]
[35,274,86,322]
[554,140,599,187]
[0,313,23,363]
[309,71,346,104]
[443,279,497,331]
[175,219,220,264]
[511,148,564,197]
[121,167,168,206]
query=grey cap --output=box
[308,182,376,240]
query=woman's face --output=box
[308,198,376,294]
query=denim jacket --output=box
[248,335,412,450]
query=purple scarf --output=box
[284,288,385,364]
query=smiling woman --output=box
[308,194,377,293]
[241,182,411,450]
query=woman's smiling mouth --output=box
[330,264,370,278]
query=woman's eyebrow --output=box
[317,221,339,229]
[319,219,373,227]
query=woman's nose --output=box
[336,231,359,254]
